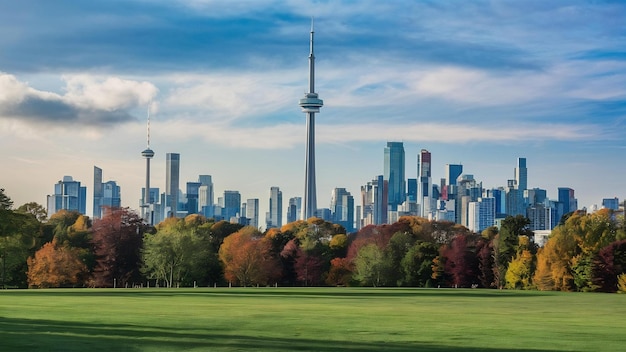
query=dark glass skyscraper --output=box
[384,142,405,211]
[165,153,180,218]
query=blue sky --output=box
[1,0,625,219]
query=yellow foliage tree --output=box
[532,227,577,291]
[505,249,534,289]
[617,273,626,294]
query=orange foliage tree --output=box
[219,227,280,286]
[27,240,87,288]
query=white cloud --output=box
[63,75,158,111]
[0,73,158,126]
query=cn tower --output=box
[141,108,155,224]
[299,19,323,220]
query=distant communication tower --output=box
[141,106,155,224]
[299,19,323,220]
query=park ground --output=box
[1,287,625,351]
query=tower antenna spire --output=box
[146,105,151,148]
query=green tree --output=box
[400,241,439,287]
[0,192,46,288]
[142,216,211,287]
[353,244,389,287]
[16,202,47,222]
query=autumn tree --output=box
[219,227,280,286]
[27,240,87,288]
[92,207,145,287]
[325,257,353,286]
[494,215,531,288]
[476,237,495,288]
[442,234,480,288]
[505,237,535,289]
[591,239,626,292]
[533,226,577,291]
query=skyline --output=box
[1,1,625,220]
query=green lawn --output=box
[1,288,625,351]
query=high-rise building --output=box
[455,174,482,226]
[417,149,433,218]
[361,176,388,226]
[198,175,214,218]
[384,142,405,211]
[515,157,528,191]
[246,198,259,228]
[558,187,577,220]
[331,188,354,233]
[527,204,554,231]
[407,178,417,202]
[186,182,201,215]
[93,166,103,219]
[525,188,547,206]
[223,191,241,221]
[101,181,121,217]
[165,153,180,218]
[287,197,302,223]
[300,20,323,220]
[445,164,463,186]
[602,197,620,210]
[47,176,87,215]
[267,186,283,229]
[468,197,495,233]
[505,179,524,216]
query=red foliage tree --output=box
[592,239,626,292]
[476,237,496,288]
[326,257,354,286]
[442,234,479,288]
[91,207,145,287]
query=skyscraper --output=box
[445,164,463,186]
[331,188,355,232]
[515,157,527,191]
[141,109,155,224]
[417,149,433,217]
[101,181,121,214]
[223,190,241,221]
[186,182,201,215]
[267,186,283,229]
[47,176,87,215]
[287,197,302,223]
[299,20,323,220]
[165,153,180,218]
[93,166,103,219]
[384,142,406,211]
[246,198,259,229]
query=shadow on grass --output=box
[0,316,554,352]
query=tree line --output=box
[2,188,625,292]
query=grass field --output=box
[1,288,625,351]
